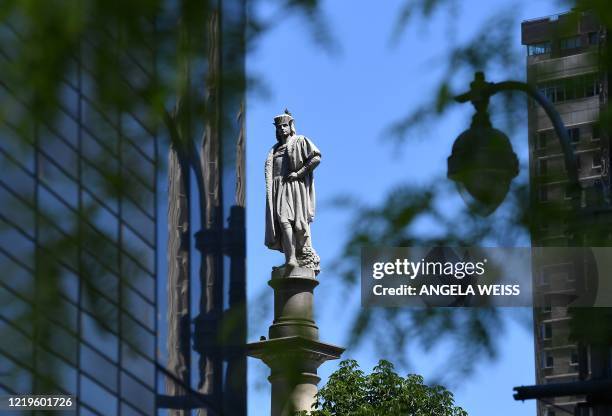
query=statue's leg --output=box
[280,222,299,268]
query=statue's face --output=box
[275,122,291,139]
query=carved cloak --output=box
[264,135,321,252]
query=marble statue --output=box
[265,110,321,274]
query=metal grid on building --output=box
[0,21,159,416]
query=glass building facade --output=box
[0,2,246,415]
[0,20,159,415]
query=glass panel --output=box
[122,224,154,273]
[121,314,154,359]
[38,153,79,208]
[0,361,32,394]
[82,130,119,174]
[0,320,33,358]
[59,267,79,303]
[81,289,119,332]
[122,285,154,331]
[120,371,155,415]
[528,42,551,55]
[560,36,581,50]
[38,186,78,235]
[122,258,155,301]
[0,260,34,301]
[0,150,36,203]
[121,401,148,416]
[82,235,120,277]
[39,125,79,178]
[121,342,155,387]
[80,344,118,392]
[80,374,118,416]
[81,312,118,362]
[81,162,119,213]
[121,113,156,160]
[121,138,155,190]
[35,348,78,394]
[46,321,78,366]
[83,193,119,243]
[0,287,32,325]
[0,185,35,236]
[122,198,155,245]
[122,252,155,281]
[81,98,120,153]
[0,227,35,267]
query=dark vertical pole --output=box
[224,106,247,413]
[224,205,246,415]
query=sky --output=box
[245,0,568,415]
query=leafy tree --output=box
[296,360,467,416]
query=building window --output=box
[570,349,579,365]
[542,305,552,313]
[537,131,548,149]
[568,127,580,144]
[528,42,551,56]
[584,74,600,97]
[592,123,601,141]
[546,410,556,416]
[588,31,599,45]
[538,159,548,175]
[539,187,548,202]
[538,73,600,104]
[542,322,552,340]
[542,352,554,368]
[539,269,550,286]
[592,151,602,169]
[560,35,581,50]
[567,266,576,282]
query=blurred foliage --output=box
[331,180,532,381]
[0,0,328,398]
[3,0,612,407]
[386,6,522,145]
[295,359,467,416]
[332,0,612,384]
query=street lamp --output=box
[452,72,612,413]
[449,71,581,215]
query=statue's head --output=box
[273,109,296,141]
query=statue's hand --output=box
[285,172,299,181]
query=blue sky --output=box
[245,0,569,415]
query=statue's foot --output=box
[283,258,299,276]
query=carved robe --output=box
[264,134,321,254]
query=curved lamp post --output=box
[449,71,582,215]
[453,73,612,413]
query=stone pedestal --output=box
[247,267,344,416]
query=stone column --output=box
[248,266,344,415]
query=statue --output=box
[265,110,321,274]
